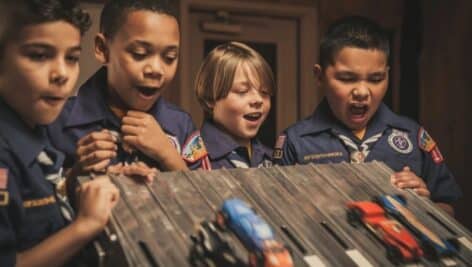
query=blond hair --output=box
[195,41,275,118]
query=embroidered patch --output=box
[0,168,8,189]
[303,152,343,162]
[431,146,444,164]
[388,129,413,154]
[418,127,436,152]
[182,132,208,163]
[167,135,181,155]
[273,135,286,159]
[0,191,9,206]
[23,195,56,208]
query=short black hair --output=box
[0,0,91,53]
[100,0,177,39]
[319,16,390,68]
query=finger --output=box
[397,180,422,189]
[77,140,117,157]
[121,125,143,136]
[413,187,431,198]
[122,116,144,127]
[77,130,116,146]
[83,159,111,173]
[126,110,148,118]
[403,166,411,172]
[80,150,116,167]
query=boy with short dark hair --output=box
[274,16,461,215]
[48,0,197,173]
[0,0,119,266]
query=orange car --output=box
[347,201,423,263]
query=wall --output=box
[420,0,472,229]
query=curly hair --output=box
[0,0,91,43]
[99,0,176,39]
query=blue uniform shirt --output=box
[48,67,198,170]
[198,120,272,169]
[0,99,67,266]
[274,99,461,203]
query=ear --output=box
[94,33,109,64]
[313,64,324,83]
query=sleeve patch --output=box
[418,127,444,164]
[418,127,436,152]
[182,132,208,163]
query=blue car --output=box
[218,198,275,251]
[217,198,293,267]
[375,195,459,258]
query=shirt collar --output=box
[201,120,240,160]
[65,67,109,128]
[0,98,51,166]
[298,98,411,137]
[64,67,175,135]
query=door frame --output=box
[178,0,319,120]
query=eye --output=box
[336,74,357,83]
[163,52,178,64]
[130,51,148,61]
[66,54,80,64]
[368,74,386,84]
[27,51,51,62]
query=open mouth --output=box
[349,103,368,117]
[42,96,66,106]
[243,112,262,122]
[136,86,159,97]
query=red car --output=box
[347,201,423,263]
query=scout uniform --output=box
[0,99,68,266]
[48,67,199,170]
[274,99,461,203]
[185,120,272,170]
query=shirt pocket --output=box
[18,199,65,250]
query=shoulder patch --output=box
[182,132,208,163]
[273,135,286,159]
[418,127,436,152]
[418,127,444,164]
[0,168,8,190]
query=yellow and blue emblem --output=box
[182,132,208,163]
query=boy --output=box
[48,0,196,173]
[0,1,119,266]
[192,42,273,169]
[273,16,461,215]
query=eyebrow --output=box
[130,40,179,50]
[20,43,81,52]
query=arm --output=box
[16,178,119,267]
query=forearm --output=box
[16,219,98,267]
[150,145,188,171]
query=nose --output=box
[352,82,369,101]
[49,60,69,86]
[249,89,264,107]
[143,57,164,80]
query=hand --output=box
[121,111,179,163]
[107,161,157,183]
[76,130,118,173]
[75,177,119,236]
[391,166,430,197]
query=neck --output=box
[352,128,366,140]
[106,87,128,119]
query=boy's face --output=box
[212,63,271,146]
[316,47,389,130]
[97,10,180,111]
[0,21,81,127]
